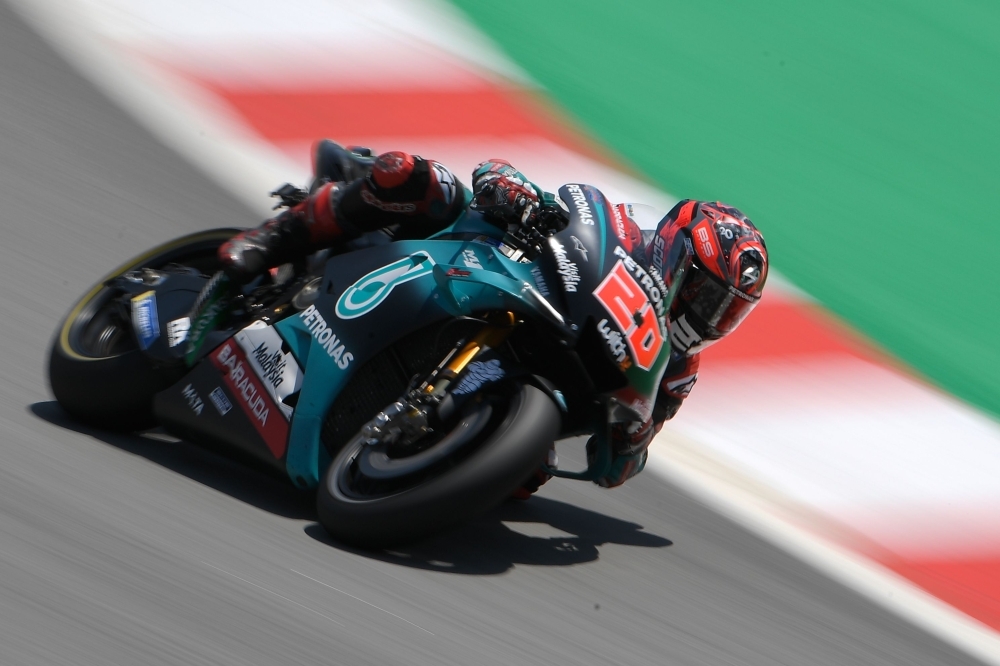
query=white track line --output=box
[648,439,1000,666]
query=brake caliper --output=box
[361,398,435,448]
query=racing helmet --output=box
[649,200,768,354]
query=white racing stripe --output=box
[674,351,1000,558]
[677,357,1000,507]
[645,446,1000,666]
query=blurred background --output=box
[3,0,1000,661]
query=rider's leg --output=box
[218,149,468,283]
[217,180,348,283]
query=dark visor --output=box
[681,264,759,336]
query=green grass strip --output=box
[452,0,1000,418]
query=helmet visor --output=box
[681,264,759,336]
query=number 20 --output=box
[592,261,663,370]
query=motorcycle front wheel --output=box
[317,383,560,548]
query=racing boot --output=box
[218,180,349,284]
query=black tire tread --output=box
[316,384,559,548]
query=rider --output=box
[218,141,769,492]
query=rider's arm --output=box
[652,352,700,428]
[336,152,469,235]
[594,352,700,488]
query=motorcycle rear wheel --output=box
[317,383,560,548]
[48,228,239,430]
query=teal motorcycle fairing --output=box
[152,187,672,489]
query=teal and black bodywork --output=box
[50,183,672,546]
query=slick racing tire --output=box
[317,384,560,549]
[48,229,240,430]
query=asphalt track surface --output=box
[0,4,986,665]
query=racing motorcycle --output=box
[48,183,675,548]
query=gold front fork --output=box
[422,311,517,397]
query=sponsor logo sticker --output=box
[209,386,232,416]
[335,251,435,319]
[182,383,204,416]
[461,248,483,269]
[549,239,581,293]
[565,184,595,225]
[611,204,629,241]
[130,291,159,350]
[666,372,698,397]
[613,246,666,319]
[298,305,354,369]
[233,321,303,419]
[530,266,550,297]
[597,318,631,369]
[651,233,666,275]
[694,223,716,258]
[360,188,416,212]
[615,247,667,320]
[166,317,191,348]
[211,341,288,458]
[669,313,703,354]
[592,257,664,371]
[570,235,589,262]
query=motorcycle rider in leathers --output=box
[217,141,769,493]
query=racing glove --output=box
[588,418,653,488]
[469,159,542,226]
